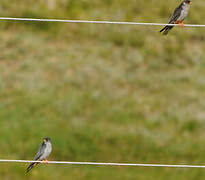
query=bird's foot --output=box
[178,22,184,27]
[175,20,184,27]
[42,160,49,164]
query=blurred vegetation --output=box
[1,0,205,179]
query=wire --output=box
[0,159,205,168]
[0,17,203,169]
[0,17,204,27]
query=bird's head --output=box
[184,0,191,5]
[43,137,51,143]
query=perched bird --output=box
[160,0,191,35]
[26,137,52,173]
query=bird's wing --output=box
[168,3,183,23]
[33,142,46,160]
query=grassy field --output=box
[1,0,205,179]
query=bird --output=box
[159,0,191,35]
[26,137,52,173]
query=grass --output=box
[1,0,205,179]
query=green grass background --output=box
[1,0,205,179]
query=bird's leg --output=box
[178,21,184,27]
[42,160,49,164]
[175,20,184,27]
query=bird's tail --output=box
[26,162,38,174]
[159,26,174,35]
